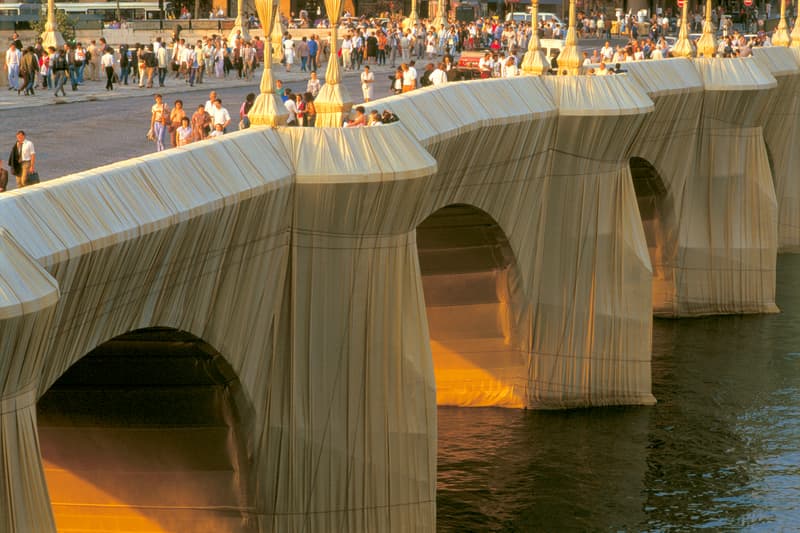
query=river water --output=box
[436,255,800,531]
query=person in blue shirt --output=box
[276,79,288,102]
[307,36,319,73]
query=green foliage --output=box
[31,8,78,43]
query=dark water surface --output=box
[436,255,800,531]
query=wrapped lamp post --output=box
[228,0,251,44]
[792,11,800,48]
[432,0,446,35]
[671,0,696,58]
[41,0,65,50]
[314,0,353,127]
[408,0,419,26]
[773,0,791,46]
[271,15,285,63]
[249,0,288,127]
[695,0,716,57]
[521,0,549,75]
[557,0,581,75]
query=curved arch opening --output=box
[630,157,671,311]
[416,204,528,408]
[36,328,256,532]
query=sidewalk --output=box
[0,62,401,111]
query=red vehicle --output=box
[456,50,492,79]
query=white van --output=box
[505,12,563,26]
[505,12,531,23]
[538,12,562,27]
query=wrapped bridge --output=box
[0,51,797,531]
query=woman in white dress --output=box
[214,44,224,78]
[283,34,295,72]
[426,32,436,59]
[360,65,374,102]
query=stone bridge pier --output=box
[626,57,779,316]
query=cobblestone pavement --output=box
[0,61,402,190]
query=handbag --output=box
[0,167,8,191]
[26,171,40,185]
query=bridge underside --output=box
[37,329,255,532]
[418,205,528,408]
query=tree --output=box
[32,9,78,44]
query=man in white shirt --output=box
[407,60,417,84]
[400,31,411,62]
[101,48,115,90]
[429,63,447,86]
[600,41,613,62]
[9,131,36,188]
[341,34,353,71]
[5,43,21,91]
[211,98,231,132]
[284,88,298,125]
[156,44,168,87]
[204,90,218,116]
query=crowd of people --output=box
[3,31,284,96]
[4,7,789,183]
[147,89,248,150]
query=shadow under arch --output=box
[416,204,529,408]
[36,327,257,533]
[629,156,672,314]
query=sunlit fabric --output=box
[0,62,789,530]
[753,47,800,252]
[249,0,286,127]
[314,0,352,126]
[625,57,778,316]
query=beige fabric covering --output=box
[0,59,791,530]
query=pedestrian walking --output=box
[19,47,39,96]
[51,47,68,96]
[149,94,169,152]
[7,131,37,188]
[360,65,374,102]
[239,93,255,130]
[101,47,115,90]
[5,42,21,91]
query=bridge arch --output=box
[36,327,257,532]
[629,156,674,313]
[415,204,529,408]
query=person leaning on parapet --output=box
[8,131,36,188]
[211,98,231,132]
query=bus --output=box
[0,3,39,17]
[0,2,171,21]
[55,2,172,21]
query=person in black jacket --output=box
[51,46,69,96]
[119,44,130,85]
